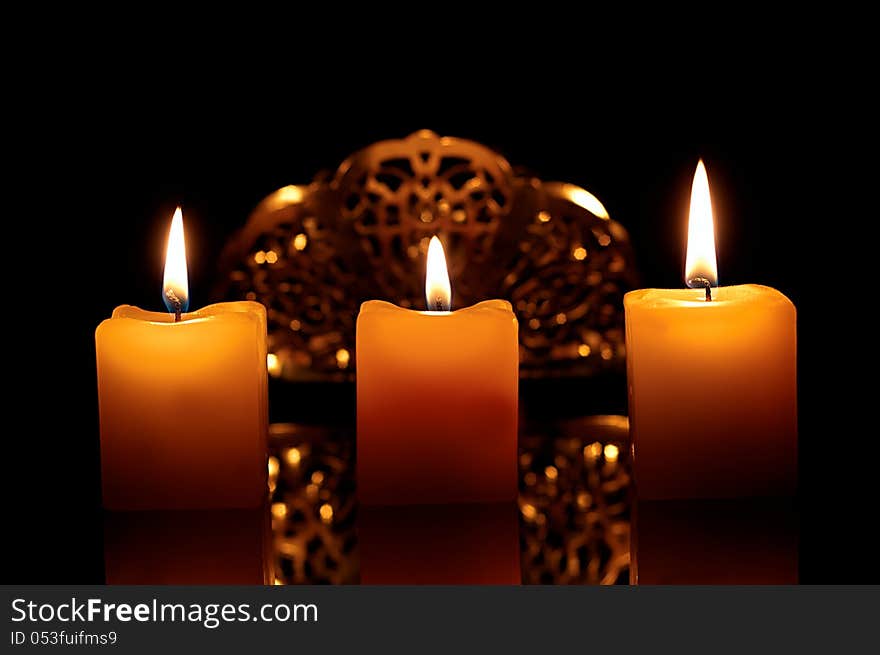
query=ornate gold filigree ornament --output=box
[267,417,631,585]
[217,130,638,380]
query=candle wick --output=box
[431,296,448,312]
[165,289,183,321]
[687,277,712,302]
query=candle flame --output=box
[425,235,451,311]
[163,207,189,315]
[685,160,718,288]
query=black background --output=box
[7,73,870,583]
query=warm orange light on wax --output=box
[96,206,268,510]
[425,236,451,311]
[684,160,718,288]
[357,234,518,506]
[163,207,189,314]
[624,158,797,500]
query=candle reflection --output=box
[632,498,798,584]
[104,507,271,584]
[265,419,796,585]
[359,503,520,584]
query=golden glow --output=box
[685,159,719,287]
[573,246,587,261]
[284,447,301,467]
[336,348,350,369]
[528,318,540,330]
[555,313,567,325]
[267,353,281,377]
[578,344,591,357]
[293,233,308,251]
[162,207,189,313]
[311,471,325,485]
[584,442,602,461]
[604,443,620,463]
[319,503,334,523]
[254,251,266,264]
[425,235,452,311]
[544,465,558,481]
[521,503,537,520]
[265,250,278,264]
[274,578,284,586]
[537,210,551,223]
[576,491,591,509]
[271,502,287,519]
[277,185,304,205]
[289,319,302,331]
[268,456,280,479]
[560,184,610,219]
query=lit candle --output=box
[96,208,269,510]
[357,236,518,505]
[624,162,797,500]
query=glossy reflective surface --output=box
[103,416,797,584]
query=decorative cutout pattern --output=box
[217,131,638,380]
[268,417,630,585]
